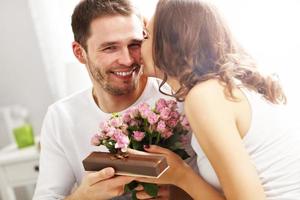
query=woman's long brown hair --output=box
[152,0,286,104]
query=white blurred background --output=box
[0,0,299,199]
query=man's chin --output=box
[104,84,136,96]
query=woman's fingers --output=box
[135,184,144,191]
[143,145,172,155]
[136,185,170,200]
[127,148,151,155]
[135,177,158,184]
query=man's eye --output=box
[103,46,117,52]
[128,43,141,49]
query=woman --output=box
[137,0,300,199]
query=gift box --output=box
[83,151,169,178]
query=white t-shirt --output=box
[33,77,197,200]
[191,88,300,199]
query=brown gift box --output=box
[82,152,169,178]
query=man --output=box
[33,0,197,199]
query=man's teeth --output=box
[114,71,133,76]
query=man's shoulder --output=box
[48,87,92,113]
[147,77,172,93]
[143,77,173,99]
[136,78,184,115]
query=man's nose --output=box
[118,48,134,66]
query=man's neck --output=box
[92,76,148,113]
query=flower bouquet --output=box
[91,98,191,199]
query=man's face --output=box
[84,15,144,96]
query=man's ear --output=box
[72,41,87,64]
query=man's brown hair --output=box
[71,0,140,50]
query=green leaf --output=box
[131,190,138,200]
[141,182,159,197]
[173,149,190,160]
[154,131,161,144]
[131,140,143,150]
[124,181,139,192]
[112,112,120,118]
[127,125,139,132]
[164,133,180,147]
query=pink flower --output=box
[137,102,152,119]
[155,98,167,112]
[133,131,145,141]
[170,111,180,121]
[180,135,189,146]
[106,126,117,137]
[160,107,171,120]
[92,98,189,157]
[91,134,101,146]
[113,130,130,152]
[129,107,139,118]
[180,116,191,131]
[166,99,178,110]
[122,112,131,123]
[167,118,177,128]
[156,120,166,133]
[161,129,173,139]
[123,107,139,122]
[109,117,123,127]
[129,119,139,126]
[147,112,159,125]
[99,121,110,133]
[120,124,129,136]
[138,102,150,112]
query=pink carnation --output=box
[122,112,131,123]
[180,135,189,146]
[99,121,110,133]
[129,107,139,118]
[160,107,171,120]
[92,98,189,157]
[166,99,178,110]
[138,103,151,118]
[109,117,123,127]
[147,112,159,125]
[167,118,177,128]
[180,115,191,131]
[123,107,139,122]
[129,119,139,126]
[161,129,173,139]
[113,130,130,152]
[133,131,145,141]
[91,134,101,146]
[170,111,180,121]
[156,120,166,133]
[106,126,117,137]
[155,98,167,112]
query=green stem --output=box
[155,133,160,144]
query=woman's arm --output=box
[136,79,266,200]
[135,145,225,200]
[184,79,266,200]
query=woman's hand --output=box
[135,184,170,200]
[128,145,192,186]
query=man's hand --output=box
[65,167,134,200]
